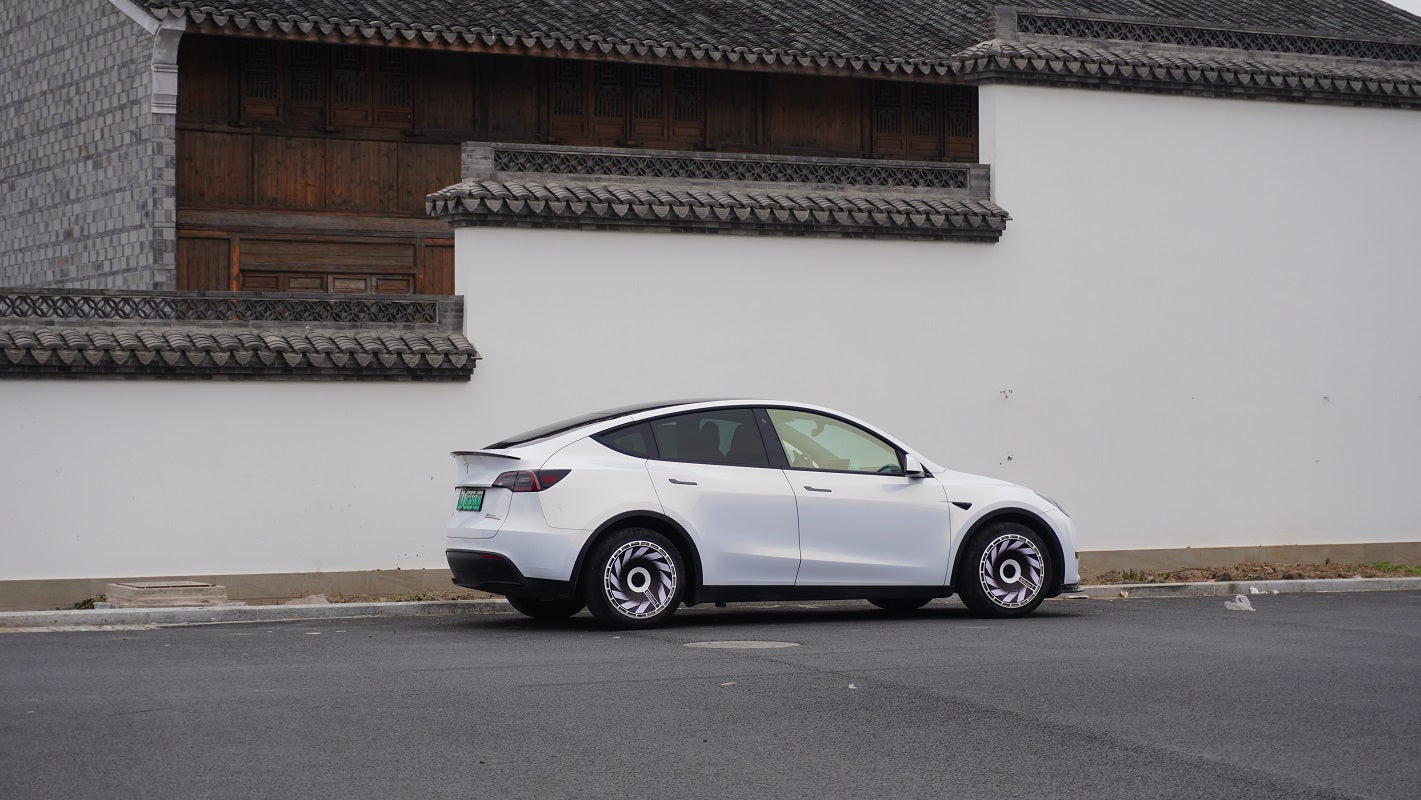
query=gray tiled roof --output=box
[955,38,1421,105]
[142,1,1421,106]
[142,1,1421,67]
[0,327,477,377]
[427,179,1009,240]
[0,291,479,380]
[427,143,1009,241]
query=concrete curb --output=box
[1,577,1418,629]
[0,599,510,630]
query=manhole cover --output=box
[684,640,800,649]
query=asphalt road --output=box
[2,592,1417,800]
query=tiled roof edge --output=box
[428,143,1006,242]
[967,8,1421,109]
[953,39,1421,108]
[0,291,480,381]
[148,2,1421,97]
[427,181,1007,242]
[1007,8,1421,63]
[150,5,960,78]
[0,324,479,381]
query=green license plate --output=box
[456,488,484,512]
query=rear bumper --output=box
[446,549,576,599]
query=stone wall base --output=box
[1077,541,1421,581]
[0,569,464,612]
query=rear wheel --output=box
[583,528,684,629]
[958,522,1052,618]
[868,597,932,613]
[505,595,585,620]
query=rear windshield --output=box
[485,399,723,449]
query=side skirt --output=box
[691,585,954,605]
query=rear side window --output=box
[648,409,769,467]
[595,423,655,458]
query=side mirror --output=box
[903,455,927,478]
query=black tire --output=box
[505,595,585,620]
[583,527,684,629]
[868,597,932,613]
[958,522,1052,618]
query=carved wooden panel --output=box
[944,86,978,162]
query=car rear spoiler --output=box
[451,450,522,485]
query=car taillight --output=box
[492,469,571,492]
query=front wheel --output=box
[958,523,1052,618]
[506,595,585,620]
[583,528,684,629]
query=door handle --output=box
[803,485,832,492]
[668,478,698,486]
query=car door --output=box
[766,407,952,587]
[641,408,800,586]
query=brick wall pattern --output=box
[0,1,177,290]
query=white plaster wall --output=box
[2,84,1418,583]
[454,86,1421,552]
[0,381,470,580]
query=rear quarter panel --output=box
[538,437,663,530]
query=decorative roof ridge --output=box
[957,37,1421,76]
[1003,7,1421,63]
[0,289,462,331]
[953,37,1421,108]
[468,142,987,197]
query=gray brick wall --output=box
[0,1,177,290]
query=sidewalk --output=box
[2,576,1418,630]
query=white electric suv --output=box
[446,399,1080,628]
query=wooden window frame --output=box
[869,82,978,163]
[238,41,415,131]
[547,60,706,149]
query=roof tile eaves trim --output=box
[953,41,1421,108]
[427,182,1008,242]
[154,5,959,77]
[0,326,480,381]
[1013,11,1421,63]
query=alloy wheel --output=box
[978,533,1045,608]
[602,539,678,619]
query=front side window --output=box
[649,409,769,467]
[767,409,902,475]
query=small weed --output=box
[393,592,441,602]
[70,595,106,610]
[1360,562,1421,576]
